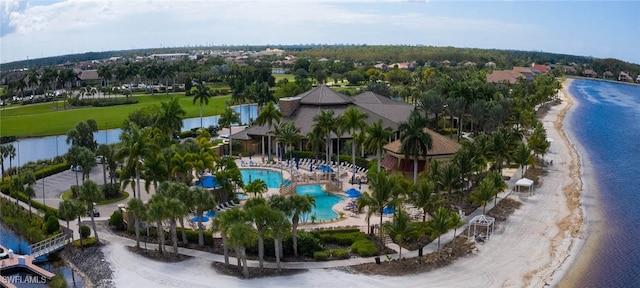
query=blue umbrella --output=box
[345,188,360,195]
[191,215,210,222]
[205,210,216,217]
[383,206,395,215]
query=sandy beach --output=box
[99,79,586,287]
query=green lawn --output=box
[0,93,232,137]
[273,74,296,83]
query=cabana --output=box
[467,214,495,243]
[515,178,534,195]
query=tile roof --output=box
[298,85,353,105]
[383,128,461,157]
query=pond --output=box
[1,104,257,168]
[0,224,84,288]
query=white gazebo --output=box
[467,214,495,243]
[515,177,534,195]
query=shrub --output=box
[350,239,378,257]
[102,183,121,199]
[283,230,322,257]
[72,237,97,247]
[313,251,328,261]
[44,216,60,235]
[330,249,350,259]
[180,228,214,245]
[79,225,91,240]
[109,210,124,230]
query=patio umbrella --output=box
[205,210,216,217]
[310,164,313,172]
[191,215,210,222]
[383,206,394,215]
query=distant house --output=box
[381,128,461,178]
[582,69,598,78]
[532,64,550,74]
[618,71,633,82]
[603,71,614,79]
[149,53,189,62]
[563,65,577,75]
[75,69,100,86]
[485,62,497,68]
[486,70,523,84]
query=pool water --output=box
[196,175,221,189]
[296,185,344,222]
[241,169,287,188]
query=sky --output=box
[1,0,639,65]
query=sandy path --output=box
[103,80,584,287]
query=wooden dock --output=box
[0,245,54,287]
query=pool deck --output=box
[0,245,55,288]
[232,156,383,230]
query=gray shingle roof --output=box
[298,85,353,105]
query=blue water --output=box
[296,185,343,222]
[196,175,221,189]
[241,169,286,188]
[1,104,257,168]
[567,79,640,287]
[0,224,83,287]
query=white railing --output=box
[30,233,72,258]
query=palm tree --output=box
[0,145,7,180]
[487,127,511,173]
[383,209,421,259]
[453,145,477,192]
[417,91,444,129]
[117,123,158,199]
[244,179,268,198]
[255,102,281,161]
[126,198,146,249]
[470,178,495,214]
[157,96,186,142]
[313,110,338,163]
[22,170,36,216]
[513,141,535,178]
[157,182,187,255]
[244,197,276,269]
[159,65,176,94]
[192,187,216,246]
[58,199,84,230]
[10,177,23,206]
[270,210,290,272]
[425,206,452,251]
[273,122,302,161]
[363,120,393,172]
[342,107,369,177]
[142,154,168,192]
[399,110,432,184]
[439,163,461,201]
[218,107,241,157]
[6,144,16,175]
[288,194,315,257]
[147,193,167,255]
[358,169,406,242]
[448,210,463,251]
[227,219,256,278]
[192,82,211,129]
[408,177,443,222]
[170,151,196,183]
[214,208,250,266]
[77,180,104,243]
[305,126,325,161]
[76,147,97,183]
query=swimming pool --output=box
[296,185,344,222]
[241,169,287,188]
[197,175,221,189]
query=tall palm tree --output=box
[58,199,84,230]
[117,123,158,199]
[270,210,290,272]
[157,182,188,255]
[147,193,167,255]
[192,187,216,246]
[127,198,146,249]
[288,194,315,257]
[77,180,104,243]
[6,144,16,175]
[170,152,196,183]
[10,177,23,206]
[341,106,369,176]
[408,177,443,222]
[357,169,406,243]
[244,179,268,197]
[255,102,281,160]
[383,209,421,259]
[305,126,325,161]
[425,206,452,251]
[244,197,276,269]
[22,170,36,216]
[159,65,176,94]
[487,127,510,173]
[363,120,393,172]
[192,82,211,129]
[313,110,338,163]
[439,163,461,201]
[142,154,168,193]
[218,107,241,157]
[0,145,8,180]
[399,110,432,184]
[273,122,302,161]
[214,208,250,266]
[470,178,495,214]
[417,91,444,129]
[448,210,463,250]
[513,141,535,178]
[227,219,256,278]
[157,96,186,142]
